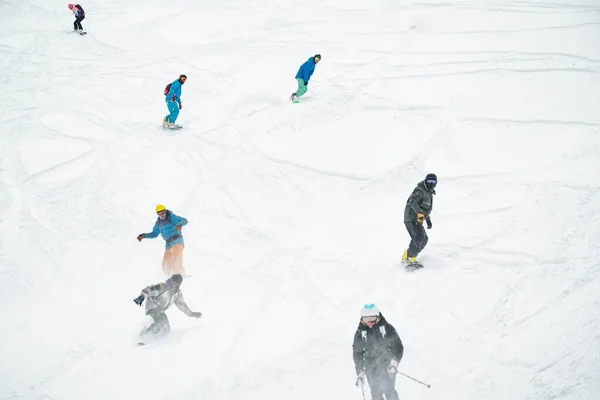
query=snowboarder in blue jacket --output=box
[290,54,321,102]
[163,74,187,128]
[137,204,188,276]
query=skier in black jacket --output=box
[353,304,404,400]
[403,173,437,265]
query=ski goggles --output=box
[157,210,167,216]
[361,316,378,324]
[425,178,437,185]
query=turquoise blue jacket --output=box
[166,80,182,104]
[143,210,188,249]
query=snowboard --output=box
[404,262,424,271]
[78,31,87,35]
[136,332,164,347]
[136,339,162,347]
[162,123,182,130]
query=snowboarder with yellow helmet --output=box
[137,205,188,276]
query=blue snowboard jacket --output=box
[166,80,182,105]
[295,58,317,84]
[143,210,188,249]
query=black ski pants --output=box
[145,309,171,336]
[366,369,399,400]
[405,221,428,258]
[74,15,85,30]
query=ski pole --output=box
[397,371,431,388]
[355,378,366,400]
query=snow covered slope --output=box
[1,0,599,399]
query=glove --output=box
[137,234,144,242]
[355,371,366,387]
[416,213,425,224]
[426,217,432,229]
[175,225,182,232]
[171,95,176,102]
[178,102,182,110]
[133,295,145,306]
[191,311,202,319]
[304,82,308,87]
[387,359,399,375]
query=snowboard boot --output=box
[290,93,298,102]
[402,249,408,263]
[163,117,173,128]
[408,256,418,263]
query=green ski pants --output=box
[295,78,308,97]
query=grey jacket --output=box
[140,281,194,316]
[404,181,435,223]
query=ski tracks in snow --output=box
[2,0,600,399]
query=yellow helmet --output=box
[155,204,166,213]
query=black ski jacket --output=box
[353,314,404,375]
[404,181,435,223]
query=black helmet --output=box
[179,74,187,83]
[314,54,322,61]
[424,173,437,191]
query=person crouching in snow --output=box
[137,204,188,276]
[290,54,321,102]
[163,74,187,128]
[353,304,404,400]
[67,3,85,32]
[133,274,202,340]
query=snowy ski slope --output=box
[1,0,600,399]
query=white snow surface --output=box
[1,0,600,399]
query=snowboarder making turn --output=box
[133,274,202,342]
[353,304,404,400]
[163,74,186,128]
[290,54,321,103]
[402,173,437,268]
[137,205,188,276]
[67,3,86,34]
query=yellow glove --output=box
[416,213,425,223]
